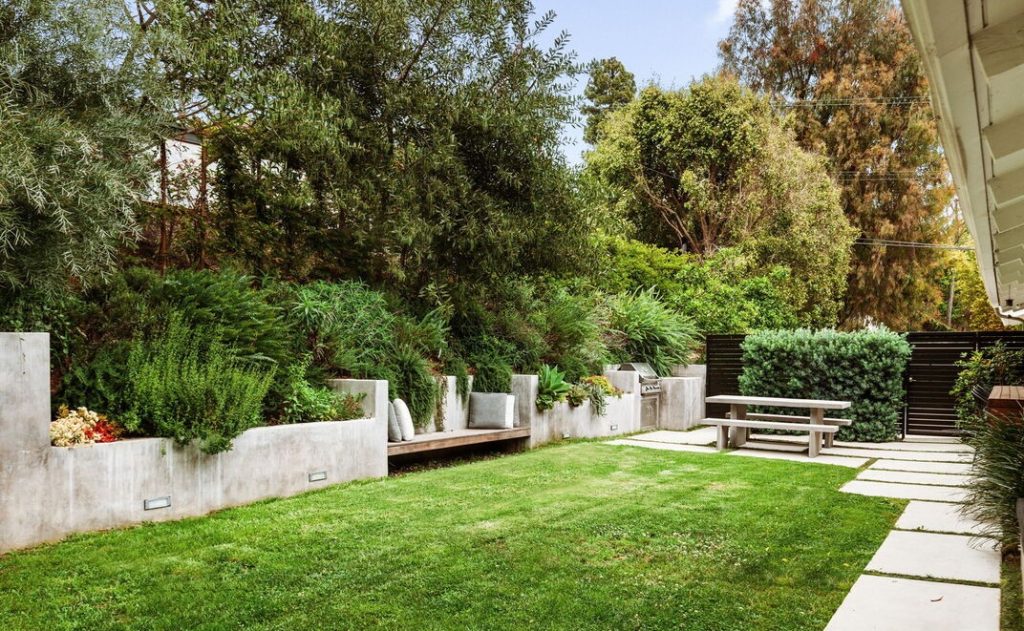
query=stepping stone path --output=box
[831,437,1002,631]
[603,430,1003,630]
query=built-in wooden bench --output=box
[387,427,531,457]
[699,418,839,458]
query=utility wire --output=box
[773,96,932,107]
[855,237,972,251]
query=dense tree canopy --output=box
[720,0,954,329]
[585,75,854,326]
[0,0,162,292]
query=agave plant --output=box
[536,364,571,411]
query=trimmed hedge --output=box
[738,329,911,442]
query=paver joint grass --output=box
[0,443,902,630]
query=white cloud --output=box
[711,0,739,24]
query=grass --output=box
[0,443,902,630]
[1005,553,1024,631]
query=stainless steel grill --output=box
[618,362,661,427]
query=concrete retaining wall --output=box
[0,333,388,554]
[512,371,642,448]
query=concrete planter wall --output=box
[660,364,706,430]
[0,333,388,554]
[512,370,642,448]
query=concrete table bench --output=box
[699,418,839,457]
[705,394,852,457]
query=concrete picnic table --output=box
[705,394,852,454]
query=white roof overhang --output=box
[901,0,1024,323]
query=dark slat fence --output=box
[705,331,1024,437]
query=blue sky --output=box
[535,0,738,164]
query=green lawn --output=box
[0,443,902,630]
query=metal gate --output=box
[705,331,1024,438]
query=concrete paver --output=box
[894,501,987,536]
[856,469,970,487]
[869,459,973,475]
[840,480,968,502]
[865,530,1001,584]
[824,575,999,631]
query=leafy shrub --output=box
[598,238,799,333]
[278,280,399,375]
[467,335,516,393]
[390,343,439,429]
[738,329,911,442]
[278,361,366,424]
[566,384,588,407]
[951,343,1024,424]
[608,289,698,376]
[536,364,571,411]
[580,375,623,417]
[122,318,275,454]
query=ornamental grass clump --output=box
[122,317,275,455]
[952,344,1024,544]
[608,289,698,376]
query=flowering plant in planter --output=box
[50,406,123,447]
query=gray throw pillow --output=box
[387,402,402,442]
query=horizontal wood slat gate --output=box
[705,331,1024,437]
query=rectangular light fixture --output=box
[610,424,619,431]
[143,496,171,511]
[308,470,327,483]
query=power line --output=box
[773,96,932,108]
[855,237,972,251]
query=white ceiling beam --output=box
[989,165,1024,206]
[984,111,1024,161]
[993,199,1024,231]
[994,224,1024,262]
[974,12,1024,79]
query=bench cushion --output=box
[387,402,402,442]
[394,399,416,441]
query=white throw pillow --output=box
[387,402,402,442]
[393,398,416,441]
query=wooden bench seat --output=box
[387,427,530,457]
[699,418,838,457]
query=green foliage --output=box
[580,375,622,418]
[721,0,952,329]
[951,344,1024,543]
[951,343,1024,424]
[279,280,397,377]
[599,237,798,333]
[123,318,275,454]
[279,360,366,424]
[608,289,699,376]
[738,329,912,442]
[582,57,636,145]
[391,344,438,430]
[466,335,516,393]
[566,384,588,408]
[0,0,160,293]
[959,411,1024,545]
[586,75,853,326]
[536,364,571,411]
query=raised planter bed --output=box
[0,333,388,554]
